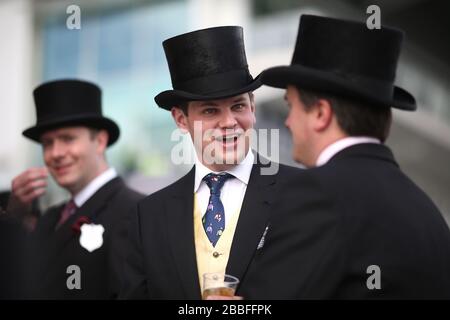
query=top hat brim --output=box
[155,77,262,111]
[22,114,120,146]
[260,65,416,111]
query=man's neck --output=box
[69,163,109,196]
[202,163,238,173]
[312,134,348,166]
[71,167,117,207]
[315,136,381,167]
[198,149,250,173]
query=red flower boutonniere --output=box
[72,216,91,234]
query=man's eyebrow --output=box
[231,97,247,103]
[199,101,219,107]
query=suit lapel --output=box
[35,205,63,235]
[165,168,202,299]
[226,157,277,288]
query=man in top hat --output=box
[9,79,144,299]
[240,15,450,299]
[120,26,300,299]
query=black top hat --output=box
[261,15,416,110]
[155,26,261,110]
[22,79,120,146]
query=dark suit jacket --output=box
[120,157,300,299]
[30,177,144,299]
[0,216,29,299]
[240,143,450,299]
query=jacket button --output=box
[213,252,220,258]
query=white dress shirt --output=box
[316,136,381,167]
[73,167,118,207]
[194,151,254,225]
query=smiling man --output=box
[172,92,255,172]
[9,79,143,299]
[120,26,300,299]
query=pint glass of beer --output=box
[202,273,239,299]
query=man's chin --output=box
[211,149,246,165]
[293,150,303,165]
[293,153,311,168]
[54,175,75,189]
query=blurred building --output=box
[0,0,448,223]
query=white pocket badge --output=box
[79,223,105,252]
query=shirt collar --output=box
[194,150,254,192]
[73,167,118,207]
[316,136,381,167]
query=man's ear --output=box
[249,92,255,110]
[96,130,109,152]
[171,107,188,132]
[313,98,334,132]
[248,92,256,124]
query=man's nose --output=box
[284,117,290,129]
[218,109,238,128]
[50,140,66,159]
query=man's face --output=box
[41,126,107,194]
[284,85,316,167]
[173,93,256,171]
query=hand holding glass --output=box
[202,273,239,300]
